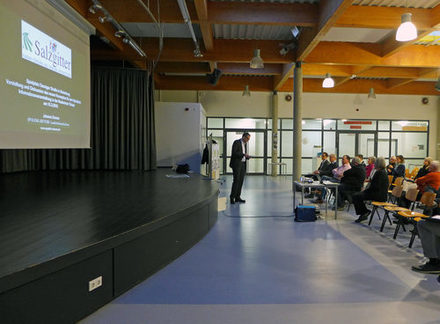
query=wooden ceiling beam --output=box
[335,6,432,29]
[155,62,211,74]
[302,64,353,77]
[208,1,317,26]
[306,42,440,68]
[155,75,274,91]
[93,38,295,63]
[280,78,439,95]
[218,63,283,75]
[194,0,214,51]
[66,0,147,69]
[274,0,352,91]
[386,68,439,89]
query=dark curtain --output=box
[0,67,156,173]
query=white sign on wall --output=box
[21,20,72,78]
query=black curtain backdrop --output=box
[0,67,156,173]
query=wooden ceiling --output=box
[66,0,440,95]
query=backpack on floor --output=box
[294,205,317,222]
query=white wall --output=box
[157,90,439,159]
[155,102,205,172]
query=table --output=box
[268,162,287,175]
[293,180,340,219]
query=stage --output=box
[0,169,219,323]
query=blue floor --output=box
[81,176,440,324]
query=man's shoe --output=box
[355,211,370,223]
[230,198,235,204]
[236,197,246,203]
[412,262,440,274]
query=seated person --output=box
[386,156,396,175]
[412,218,440,274]
[356,154,366,169]
[365,156,376,179]
[337,157,366,209]
[399,161,440,209]
[315,155,351,203]
[352,157,389,223]
[414,157,433,180]
[389,155,405,187]
[304,152,332,197]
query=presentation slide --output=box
[0,0,91,148]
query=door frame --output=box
[224,129,267,175]
[336,131,377,159]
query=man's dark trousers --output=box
[231,162,246,199]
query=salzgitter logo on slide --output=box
[21,20,72,79]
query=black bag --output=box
[294,205,317,222]
[176,164,190,174]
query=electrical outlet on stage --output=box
[88,276,102,292]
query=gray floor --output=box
[81,176,440,324]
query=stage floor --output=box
[0,169,218,293]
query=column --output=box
[293,61,303,182]
[271,91,279,176]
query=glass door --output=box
[337,132,376,159]
[225,130,266,174]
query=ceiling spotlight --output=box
[122,37,129,44]
[88,4,102,14]
[291,26,300,38]
[114,30,126,38]
[242,85,251,97]
[322,73,334,88]
[368,88,376,99]
[250,49,264,69]
[396,13,417,42]
[194,48,203,58]
[98,16,108,24]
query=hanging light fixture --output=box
[368,88,376,99]
[322,73,334,88]
[242,85,251,96]
[250,49,264,69]
[396,13,417,41]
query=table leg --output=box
[301,187,304,205]
[325,187,328,216]
[335,186,338,219]
[293,183,296,212]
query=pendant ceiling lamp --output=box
[242,85,251,96]
[250,49,264,69]
[368,88,376,99]
[322,73,334,88]
[396,12,417,42]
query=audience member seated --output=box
[399,161,440,209]
[389,155,406,188]
[315,155,351,203]
[356,154,366,169]
[411,217,440,274]
[352,157,389,223]
[336,157,366,209]
[304,152,333,198]
[365,156,376,179]
[414,157,433,180]
[386,156,396,175]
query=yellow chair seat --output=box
[372,201,395,206]
[384,206,410,212]
[413,217,422,222]
[397,211,429,218]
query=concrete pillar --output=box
[271,91,279,176]
[292,62,303,182]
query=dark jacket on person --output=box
[341,164,366,191]
[391,164,405,183]
[317,159,330,175]
[320,161,338,177]
[229,139,246,170]
[415,165,430,180]
[387,163,396,175]
[364,168,389,201]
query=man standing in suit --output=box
[230,132,251,204]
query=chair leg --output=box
[380,211,389,232]
[409,224,417,248]
[368,206,378,226]
[393,221,401,239]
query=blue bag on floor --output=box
[295,205,317,222]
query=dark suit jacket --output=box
[320,161,337,177]
[364,168,389,201]
[229,139,246,169]
[391,164,405,183]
